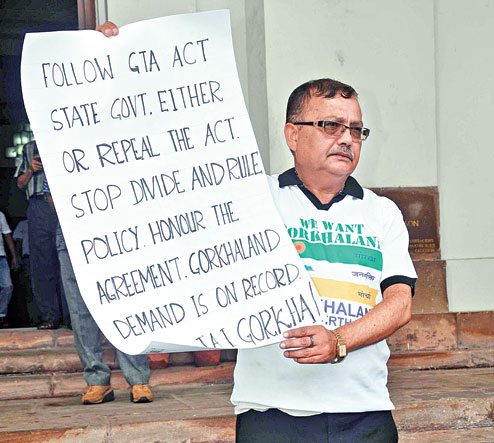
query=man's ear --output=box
[284,123,298,155]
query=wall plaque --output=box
[370,187,440,260]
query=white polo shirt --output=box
[0,212,12,257]
[231,169,417,415]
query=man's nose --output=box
[338,126,353,145]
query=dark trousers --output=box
[27,196,68,324]
[236,408,398,443]
[22,256,42,324]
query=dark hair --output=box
[285,78,358,123]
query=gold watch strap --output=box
[329,329,347,363]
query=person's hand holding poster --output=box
[21,10,324,354]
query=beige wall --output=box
[263,0,437,188]
[96,0,493,312]
[435,0,494,311]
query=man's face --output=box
[285,94,363,180]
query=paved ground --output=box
[0,383,235,442]
[1,368,493,442]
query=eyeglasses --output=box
[293,120,370,141]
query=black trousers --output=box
[27,195,68,324]
[236,408,398,443]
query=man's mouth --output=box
[328,151,354,161]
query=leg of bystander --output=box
[0,256,13,328]
[56,224,152,404]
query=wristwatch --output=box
[329,329,347,363]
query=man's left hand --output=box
[96,21,119,37]
[10,254,19,271]
[280,325,337,364]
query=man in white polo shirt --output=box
[231,78,416,442]
[96,22,415,442]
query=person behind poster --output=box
[97,21,416,441]
[15,141,68,329]
[43,178,153,405]
[0,211,19,328]
[12,219,41,325]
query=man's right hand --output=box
[96,21,119,37]
[30,155,43,173]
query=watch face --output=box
[338,344,347,357]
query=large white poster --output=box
[21,10,324,354]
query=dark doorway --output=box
[0,0,83,327]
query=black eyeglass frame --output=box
[293,120,370,141]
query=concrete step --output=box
[389,348,494,370]
[0,347,235,376]
[0,327,236,375]
[0,347,109,374]
[0,348,490,402]
[3,306,493,353]
[388,311,494,359]
[0,347,491,401]
[0,367,492,442]
[0,384,235,443]
[0,309,492,377]
[5,423,492,443]
[390,367,494,433]
[0,362,234,401]
[0,327,75,351]
[400,427,494,443]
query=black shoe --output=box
[0,318,8,329]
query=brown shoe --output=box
[130,384,153,403]
[82,385,114,405]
